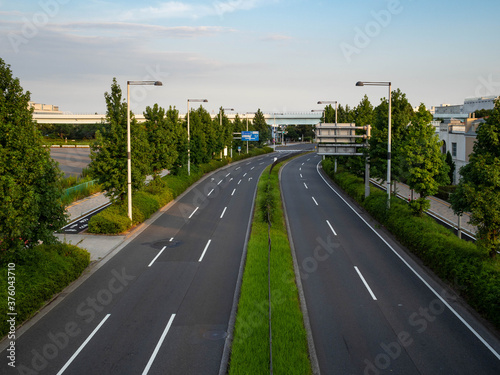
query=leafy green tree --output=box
[252,109,271,146]
[143,104,178,178]
[215,108,233,157]
[0,58,66,256]
[369,88,414,186]
[89,78,150,202]
[187,107,208,164]
[354,95,374,127]
[445,151,455,184]
[232,114,244,153]
[399,104,449,215]
[166,106,187,173]
[451,99,500,257]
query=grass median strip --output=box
[229,161,312,374]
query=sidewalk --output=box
[384,180,476,236]
[57,170,171,261]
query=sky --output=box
[1,0,499,115]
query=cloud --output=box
[260,34,293,42]
[48,21,235,38]
[119,0,269,21]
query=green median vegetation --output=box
[322,158,500,330]
[0,244,90,337]
[229,161,311,374]
[88,148,273,234]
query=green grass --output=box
[0,243,90,337]
[229,162,311,375]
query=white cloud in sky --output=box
[260,34,292,42]
[119,0,268,21]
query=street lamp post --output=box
[187,99,208,176]
[220,107,234,158]
[127,80,162,221]
[317,100,337,125]
[356,81,392,208]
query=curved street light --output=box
[356,81,392,208]
[127,80,162,221]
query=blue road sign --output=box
[242,131,259,141]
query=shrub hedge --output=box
[88,148,274,234]
[322,158,500,329]
[0,243,90,337]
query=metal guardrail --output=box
[62,179,97,200]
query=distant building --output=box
[438,115,485,184]
[433,95,498,121]
[28,102,62,114]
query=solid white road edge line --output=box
[315,160,500,360]
[199,239,212,262]
[56,314,111,375]
[148,246,167,267]
[354,266,377,300]
[141,314,176,375]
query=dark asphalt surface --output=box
[50,148,91,177]
[2,149,301,375]
[281,153,500,375]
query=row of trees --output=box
[322,91,449,215]
[89,78,272,202]
[324,91,500,257]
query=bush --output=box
[322,160,500,329]
[0,243,90,336]
[88,204,131,234]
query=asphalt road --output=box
[2,150,300,375]
[50,148,91,177]
[281,153,500,375]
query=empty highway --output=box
[281,153,500,374]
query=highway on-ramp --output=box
[281,153,500,375]
[2,150,297,375]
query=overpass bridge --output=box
[32,112,323,126]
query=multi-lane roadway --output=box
[3,145,500,374]
[4,149,295,375]
[281,153,500,374]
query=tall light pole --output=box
[356,81,392,208]
[127,80,162,221]
[220,107,234,158]
[311,109,324,139]
[187,99,208,176]
[318,100,337,125]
